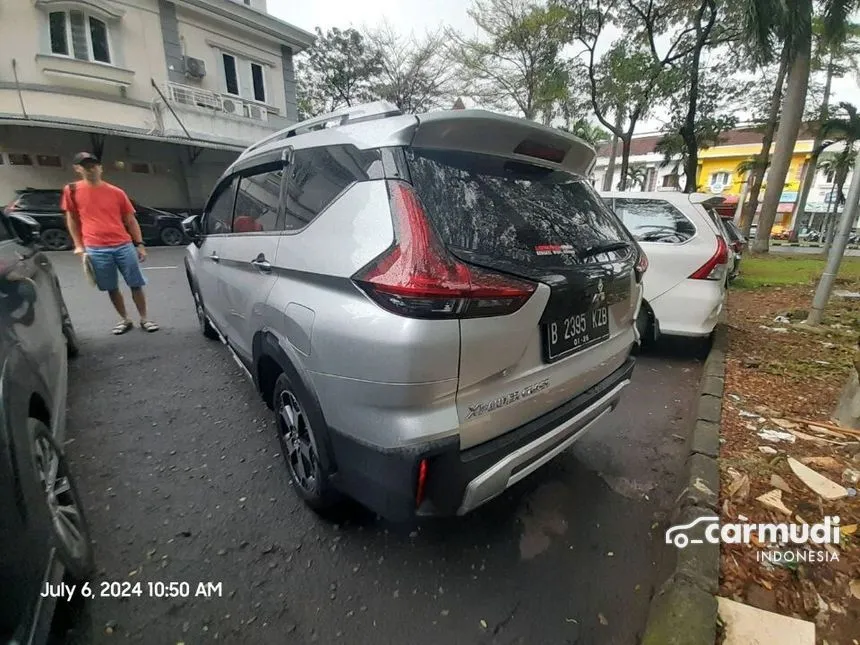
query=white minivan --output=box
[601,192,729,340]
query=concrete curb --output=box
[641,322,727,645]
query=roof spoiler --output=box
[411,110,596,176]
[238,101,403,161]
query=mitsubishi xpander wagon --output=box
[183,102,645,520]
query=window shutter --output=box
[69,10,88,60]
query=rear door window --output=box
[613,198,696,243]
[406,148,630,268]
[234,165,284,233]
[16,191,61,211]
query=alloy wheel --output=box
[276,389,321,494]
[33,433,88,561]
[41,228,72,251]
[160,226,184,246]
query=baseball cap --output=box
[73,152,100,165]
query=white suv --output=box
[601,192,729,340]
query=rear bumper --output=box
[327,357,635,521]
[650,279,724,337]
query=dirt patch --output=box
[719,283,860,644]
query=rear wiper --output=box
[579,241,630,259]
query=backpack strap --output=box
[66,182,78,216]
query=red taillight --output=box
[354,180,537,318]
[415,459,428,508]
[689,236,729,280]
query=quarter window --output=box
[613,198,696,243]
[234,166,284,233]
[205,177,238,235]
[282,146,382,231]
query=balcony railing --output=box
[164,81,272,122]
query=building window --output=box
[36,155,63,168]
[49,12,70,55]
[251,63,266,102]
[223,53,239,95]
[89,16,110,63]
[48,11,111,64]
[129,162,151,174]
[8,154,33,166]
[662,174,679,188]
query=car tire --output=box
[61,304,80,359]
[634,303,656,351]
[190,284,219,340]
[159,226,185,247]
[29,419,95,582]
[40,228,73,251]
[271,372,339,512]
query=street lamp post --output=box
[806,147,860,325]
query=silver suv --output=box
[183,102,645,520]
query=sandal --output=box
[112,320,133,335]
[140,320,160,333]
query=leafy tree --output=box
[295,27,383,119]
[557,116,611,147]
[364,23,456,113]
[448,0,573,123]
[623,164,649,190]
[747,0,860,253]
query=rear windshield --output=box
[15,191,61,210]
[406,148,630,268]
[612,198,696,243]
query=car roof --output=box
[228,102,596,183]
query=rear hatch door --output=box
[408,112,639,449]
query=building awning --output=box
[0,115,246,153]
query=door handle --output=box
[250,255,271,273]
[209,252,220,263]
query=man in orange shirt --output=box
[62,152,159,334]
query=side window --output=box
[282,146,382,231]
[233,166,284,233]
[204,177,238,235]
[614,199,696,243]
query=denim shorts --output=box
[85,243,147,292]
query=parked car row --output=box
[0,210,94,645]
[4,188,188,251]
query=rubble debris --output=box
[787,458,849,500]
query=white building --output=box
[0,0,313,210]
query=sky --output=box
[266,0,860,136]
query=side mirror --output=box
[182,215,202,244]
[7,213,41,245]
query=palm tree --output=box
[817,146,856,250]
[622,164,648,191]
[747,0,860,253]
[561,117,611,149]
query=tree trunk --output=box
[790,55,835,242]
[752,30,812,254]
[602,107,624,191]
[681,0,715,194]
[833,348,860,429]
[822,167,849,255]
[739,45,790,237]
[617,135,632,191]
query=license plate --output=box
[545,305,610,361]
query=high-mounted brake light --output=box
[689,236,729,281]
[513,139,567,163]
[353,181,537,319]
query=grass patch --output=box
[733,254,860,289]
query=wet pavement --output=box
[51,247,705,645]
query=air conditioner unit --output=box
[222,98,239,114]
[245,104,267,121]
[183,56,206,79]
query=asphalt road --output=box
[51,247,704,645]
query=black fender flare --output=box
[252,331,338,476]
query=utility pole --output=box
[806,147,860,325]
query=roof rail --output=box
[238,101,403,159]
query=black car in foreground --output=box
[0,211,95,644]
[5,188,188,251]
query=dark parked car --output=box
[4,188,187,250]
[0,211,95,644]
